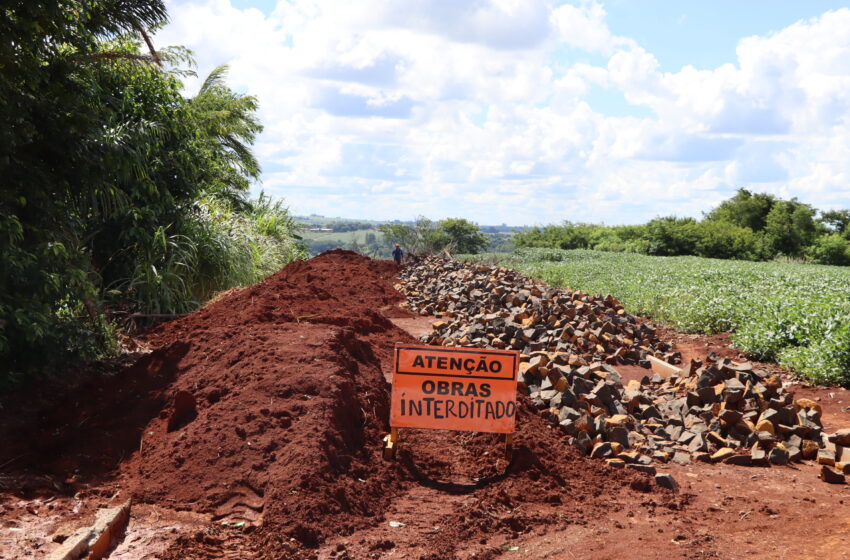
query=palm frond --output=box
[88,0,169,36]
[198,65,230,96]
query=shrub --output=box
[692,222,773,261]
[806,234,850,266]
[644,217,699,256]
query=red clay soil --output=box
[123,251,417,550]
[3,250,850,560]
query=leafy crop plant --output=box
[465,248,850,386]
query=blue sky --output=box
[607,1,848,70]
[159,1,850,225]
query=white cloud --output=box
[156,1,850,224]
[550,1,631,54]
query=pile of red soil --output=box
[120,251,414,546]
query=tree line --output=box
[379,217,491,255]
[301,217,513,257]
[1,1,304,390]
[515,189,850,265]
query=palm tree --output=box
[189,65,263,209]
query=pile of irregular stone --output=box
[399,256,849,484]
[400,257,679,367]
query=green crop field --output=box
[300,228,389,257]
[300,229,380,243]
[466,248,850,386]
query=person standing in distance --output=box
[392,243,403,265]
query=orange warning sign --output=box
[390,344,519,434]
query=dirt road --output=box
[1,251,848,560]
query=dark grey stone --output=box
[559,407,582,421]
[828,429,850,446]
[575,431,593,454]
[697,386,717,405]
[558,419,576,435]
[821,465,846,484]
[539,389,559,401]
[769,447,790,466]
[590,441,614,458]
[787,445,802,462]
[672,451,691,465]
[627,464,657,475]
[667,425,684,442]
[686,391,702,407]
[677,430,696,445]
[688,434,708,453]
[719,408,743,424]
[608,426,630,449]
[725,454,752,467]
[655,473,679,490]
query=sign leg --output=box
[504,433,514,461]
[383,427,399,461]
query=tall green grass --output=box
[467,248,850,386]
[107,194,306,316]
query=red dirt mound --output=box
[144,249,407,348]
[119,251,415,545]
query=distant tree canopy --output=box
[514,189,850,266]
[379,217,488,255]
[433,218,489,254]
[704,189,777,231]
[820,209,850,237]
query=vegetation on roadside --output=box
[467,248,850,386]
[516,189,850,265]
[0,1,303,390]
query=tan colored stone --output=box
[795,398,823,415]
[764,375,782,389]
[618,451,640,463]
[755,419,776,435]
[818,451,836,466]
[605,414,631,427]
[706,431,726,447]
[88,501,132,560]
[711,447,736,463]
[48,527,92,560]
[554,376,569,393]
[802,440,820,460]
